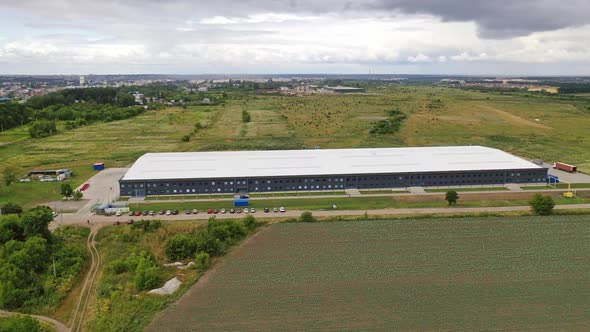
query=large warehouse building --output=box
[119,146,548,197]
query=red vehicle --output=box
[134,211,141,216]
[553,162,577,173]
[207,208,213,214]
[80,183,90,191]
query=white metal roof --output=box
[121,146,543,181]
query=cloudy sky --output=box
[0,0,589,75]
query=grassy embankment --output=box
[135,193,590,212]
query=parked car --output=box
[264,208,270,213]
[149,211,155,216]
[185,209,192,214]
[166,210,172,215]
[236,208,242,214]
[243,208,249,214]
[134,211,142,216]
[273,208,279,213]
[240,195,249,199]
[220,208,226,214]
[172,210,179,215]
[115,210,122,217]
[250,208,256,213]
[207,208,213,214]
[127,219,134,225]
[279,207,286,213]
[158,210,165,215]
[192,209,198,214]
[128,211,134,216]
[142,211,148,216]
[213,209,219,214]
[229,208,235,214]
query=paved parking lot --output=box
[545,163,590,183]
[74,168,128,215]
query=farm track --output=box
[70,227,101,332]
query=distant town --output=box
[2,74,589,102]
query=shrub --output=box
[0,314,42,332]
[110,259,129,274]
[299,211,316,223]
[445,191,459,206]
[530,193,555,215]
[73,190,83,201]
[181,135,190,142]
[242,110,251,123]
[195,252,211,270]
[130,220,162,232]
[3,168,16,187]
[165,234,197,261]
[1,203,23,214]
[134,256,161,291]
[242,215,257,231]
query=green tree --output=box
[299,211,316,223]
[0,215,24,244]
[445,190,459,206]
[165,234,197,261]
[195,251,211,270]
[60,184,73,199]
[181,135,190,142]
[3,168,16,186]
[0,314,43,332]
[20,207,53,240]
[530,193,555,215]
[134,255,161,291]
[28,120,57,138]
[73,190,83,201]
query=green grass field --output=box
[2,86,590,208]
[147,215,590,331]
[134,195,590,212]
[424,187,510,192]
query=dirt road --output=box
[69,227,101,332]
[0,310,70,332]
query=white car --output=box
[220,208,226,214]
[166,210,172,215]
[250,208,256,213]
[115,210,122,217]
[279,207,286,213]
[243,208,249,213]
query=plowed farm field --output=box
[148,215,590,331]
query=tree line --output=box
[0,207,88,310]
[0,87,145,138]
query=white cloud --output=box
[407,54,432,63]
[0,3,590,74]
